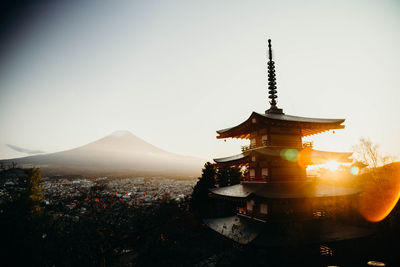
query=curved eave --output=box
[260,112,345,124]
[301,125,345,137]
[214,153,248,164]
[209,183,361,199]
[213,147,282,166]
[204,216,372,246]
[216,112,345,139]
[209,184,257,198]
[216,113,255,139]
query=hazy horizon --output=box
[1,0,399,162]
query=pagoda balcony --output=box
[237,212,268,223]
[241,141,268,152]
[242,176,268,183]
[306,174,318,182]
[241,140,312,151]
[242,175,317,184]
[241,144,257,152]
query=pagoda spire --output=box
[266,39,283,114]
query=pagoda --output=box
[204,39,369,246]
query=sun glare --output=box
[323,161,340,171]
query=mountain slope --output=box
[1,131,204,176]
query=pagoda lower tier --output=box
[209,182,361,220]
[205,182,368,245]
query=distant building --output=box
[205,39,369,246]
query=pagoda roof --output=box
[209,183,361,199]
[217,112,345,139]
[209,184,258,198]
[203,216,262,244]
[204,216,372,246]
[214,147,352,166]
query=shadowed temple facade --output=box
[204,39,369,246]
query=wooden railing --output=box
[241,144,258,152]
[240,140,313,152]
[242,176,268,183]
[242,175,317,183]
[241,141,268,152]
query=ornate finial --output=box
[266,39,283,114]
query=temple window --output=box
[260,203,268,214]
[238,207,246,214]
[262,168,269,178]
[262,134,268,145]
[313,209,326,217]
[246,200,254,211]
[249,169,255,178]
[250,138,256,146]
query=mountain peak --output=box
[109,130,133,137]
[1,130,204,176]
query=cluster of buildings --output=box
[0,168,27,204]
[40,176,195,217]
[0,171,195,223]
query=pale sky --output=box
[0,0,399,161]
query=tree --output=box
[216,165,242,187]
[227,166,242,186]
[190,162,245,217]
[0,167,48,266]
[190,162,216,217]
[199,162,217,188]
[216,166,230,187]
[352,137,394,169]
[24,168,44,206]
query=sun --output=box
[323,160,340,171]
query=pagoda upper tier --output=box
[217,111,345,139]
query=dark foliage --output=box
[0,168,51,266]
[190,162,217,217]
[216,165,242,187]
[0,167,227,266]
[190,162,244,217]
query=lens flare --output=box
[280,149,299,162]
[350,166,360,175]
[297,147,312,169]
[359,166,400,222]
